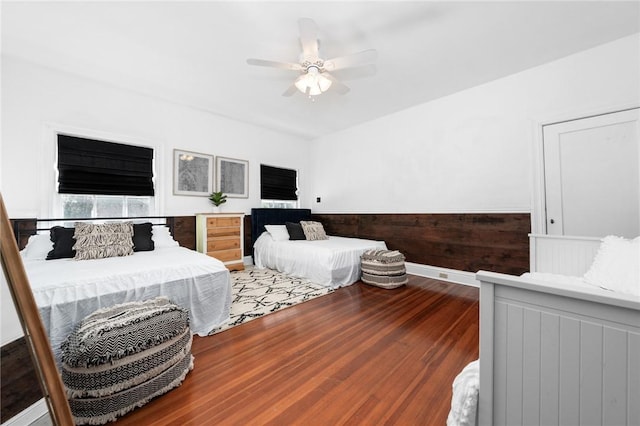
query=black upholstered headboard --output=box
[250,208,311,254]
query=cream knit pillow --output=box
[73,222,134,260]
[300,221,328,241]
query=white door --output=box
[543,108,640,238]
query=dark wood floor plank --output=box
[115,276,479,425]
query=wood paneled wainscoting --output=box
[171,216,196,250]
[0,337,42,423]
[311,213,530,276]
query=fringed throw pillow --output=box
[73,222,134,260]
[300,221,328,241]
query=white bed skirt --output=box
[24,247,232,361]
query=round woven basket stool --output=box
[60,297,193,425]
[360,249,408,289]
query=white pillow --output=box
[264,225,290,241]
[583,235,639,297]
[151,226,179,248]
[20,234,54,260]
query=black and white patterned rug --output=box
[209,268,333,334]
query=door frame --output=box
[530,102,639,235]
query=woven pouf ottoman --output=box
[361,249,408,289]
[60,297,194,425]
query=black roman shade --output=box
[57,134,154,196]
[260,164,297,200]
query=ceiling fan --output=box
[247,18,377,98]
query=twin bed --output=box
[16,218,232,362]
[450,233,639,426]
[250,208,387,288]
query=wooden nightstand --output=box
[196,213,244,271]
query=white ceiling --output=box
[2,1,639,140]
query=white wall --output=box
[0,56,310,345]
[0,56,309,219]
[307,34,640,214]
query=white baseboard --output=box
[405,262,479,288]
[242,258,479,287]
[3,398,48,426]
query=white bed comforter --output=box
[522,272,616,295]
[253,232,387,288]
[447,360,479,426]
[23,247,232,360]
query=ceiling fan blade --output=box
[323,72,350,95]
[331,64,377,80]
[247,58,302,71]
[282,84,298,97]
[298,18,319,60]
[324,49,378,71]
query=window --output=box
[57,134,155,218]
[260,164,298,208]
[261,200,298,208]
[61,195,152,218]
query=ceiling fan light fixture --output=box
[294,66,332,96]
[317,73,332,92]
[247,18,375,98]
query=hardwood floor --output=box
[115,275,479,425]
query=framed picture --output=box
[173,150,213,196]
[216,156,249,198]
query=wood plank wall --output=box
[0,337,42,423]
[311,213,531,275]
[11,218,36,251]
[171,216,196,250]
[10,213,530,274]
